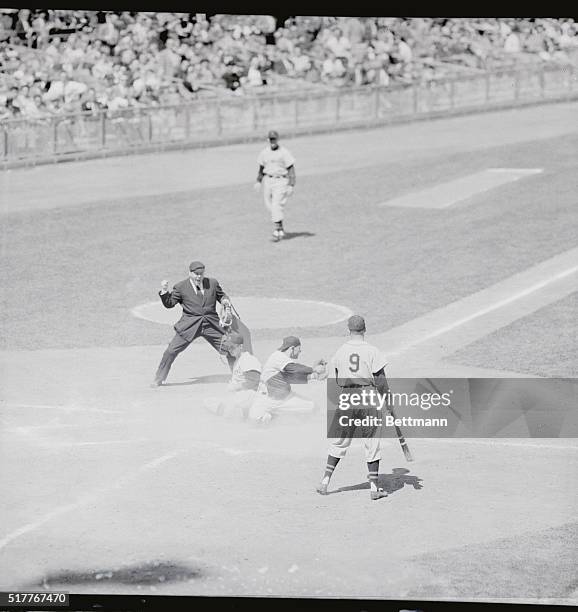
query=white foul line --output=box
[0,451,180,552]
[3,428,150,450]
[1,403,124,414]
[415,439,578,451]
[56,439,151,447]
[3,420,144,431]
[0,404,67,410]
[349,438,578,452]
[403,264,578,351]
[376,248,578,360]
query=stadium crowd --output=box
[1,11,577,120]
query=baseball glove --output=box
[219,303,234,329]
[312,358,329,381]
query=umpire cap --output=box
[348,315,366,332]
[268,129,279,140]
[189,260,205,272]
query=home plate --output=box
[131,297,353,329]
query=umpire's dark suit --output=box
[153,277,234,384]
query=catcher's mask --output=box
[223,331,244,355]
[218,302,242,361]
[219,303,234,329]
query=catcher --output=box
[248,336,328,424]
[204,332,262,420]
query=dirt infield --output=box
[0,102,577,604]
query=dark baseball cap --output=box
[268,130,279,140]
[189,260,205,272]
[348,315,366,332]
[278,335,301,351]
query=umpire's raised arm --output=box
[158,279,182,308]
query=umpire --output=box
[151,261,235,387]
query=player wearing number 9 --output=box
[348,352,361,373]
[316,315,391,501]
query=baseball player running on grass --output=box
[253,130,296,242]
[316,315,390,501]
[248,336,327,424]
[204,332,262,420]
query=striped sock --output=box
[322,455,340,484]
[367,460,379,492]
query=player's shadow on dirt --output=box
[282,231,316,241]
[331,468,423,496]
[33,561,204,588]
[163,374,232,386]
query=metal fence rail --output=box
[1,64,576,168]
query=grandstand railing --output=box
[1,63,576,168]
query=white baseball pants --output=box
[263,176,291,223]
[328,436,382,462]
[248,389,315,422]
[204,389,257,421]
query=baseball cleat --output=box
[370,489,388,500]
[316,482,328,495]
[150,380,164,388]
[278,230,285,239]
[271,231,281,242]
